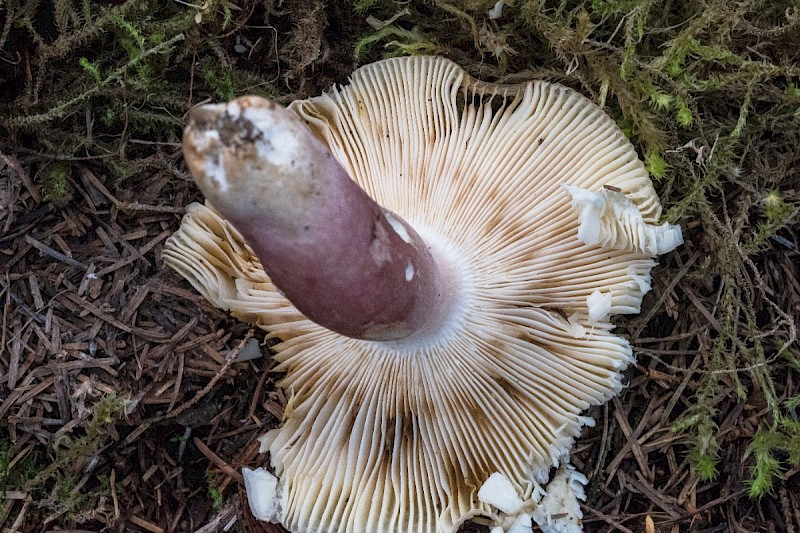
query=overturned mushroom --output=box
[164,56,682,533]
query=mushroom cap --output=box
[164,56,681,533]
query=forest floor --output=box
[0,1,798,532]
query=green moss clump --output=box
[37,162,73,204]
[0,438,39,493]
[746,405,800,497]
[27,394,125,524]
[198,58,238,102]
[0,0,279,182]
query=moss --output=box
[743,190,798,254]
[207,472,225,510]
[198,57,238,102]
[746,407,800,497]
[644,150,668,180]
[37,161,73,204]
[0,0,278,185]
[23,394,125,524]
[0,438,37,492]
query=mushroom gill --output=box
[163,56,682,533]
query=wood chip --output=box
[28,273,44,309]
[129,515,165,533]
[193,437,244,484]
[0,151,41,202]
[24,235,89,270]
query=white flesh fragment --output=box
[478,472,525,515]
[586,290,613,323]
[479,466,588,533]
[242,467,281,522]
[563,184,683,255]
[531,463,588,533]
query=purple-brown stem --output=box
[182,96,451,341]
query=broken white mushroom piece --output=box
[478,472,525,515]
[234,337,264,362]
[164,56,683,533]
[242,467,280,522]
[508,514,534,533]
[532,464,588,533]
[478,473,533,533]
[563,184,683,256]
[586,290,613,324]
[488,0,506,19]
[479,466,586,533]
[565,312,587,338]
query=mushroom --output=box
[163,56,682,533]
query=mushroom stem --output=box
[182,96,453,341]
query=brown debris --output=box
[0,154,283,531]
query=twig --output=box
[195,503,238,533]
[0,151,41,203]
[162,331,254,421]
[24,235,89,270]
[633,251,699,340]
[128,515,165,533]
[79,167,185,214]
[9,497,30,533]
[248,369,270,424]
[0,278,47,324]
[193,437,244,484]
[580,504,637,533]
